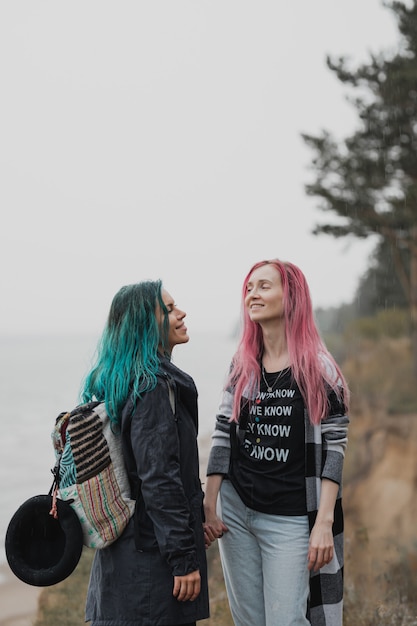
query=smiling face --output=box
[244,264,284,325]
[159,289,189,353]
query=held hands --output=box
[203,512,228,549]
[307,519,334,572]
[173,570,201,602]
[203,475,228,548]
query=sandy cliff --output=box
[343,409,417,610]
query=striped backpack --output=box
[51,401,136,549]
[51,384,176,549]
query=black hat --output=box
[5,494,84,587]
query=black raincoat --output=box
[85,356,209,626]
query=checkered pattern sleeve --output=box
[321,411,349,485]
[206,388,234,476]
[305,393,349,626]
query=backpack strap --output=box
[167,380,175,415]
[166,377,176,416]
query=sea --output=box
[0,331,236,572]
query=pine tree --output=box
[302,1,417,376]
[355,240,409,316]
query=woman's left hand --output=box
[307,520,334,572]
[173,569,201,602]
[308,478,338,571]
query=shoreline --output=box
[0,562,41,626]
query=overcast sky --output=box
[0,1,401,336]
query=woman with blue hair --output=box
[83,280,209,626]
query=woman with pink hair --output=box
[203,259,349,626]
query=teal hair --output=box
[81,280,170,426]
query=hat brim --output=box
[5,494,84,587]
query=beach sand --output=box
[0,563,41,626]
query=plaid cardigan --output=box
[206,386,349,626]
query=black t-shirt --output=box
[229,367,307,515]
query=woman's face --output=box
[159,289,189,352]
[245,264,284,324]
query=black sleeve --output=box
[129,381,199,576]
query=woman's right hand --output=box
[203,473,229,547]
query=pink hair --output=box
[226,259,349,424]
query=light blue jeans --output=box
[218,480,310,626]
